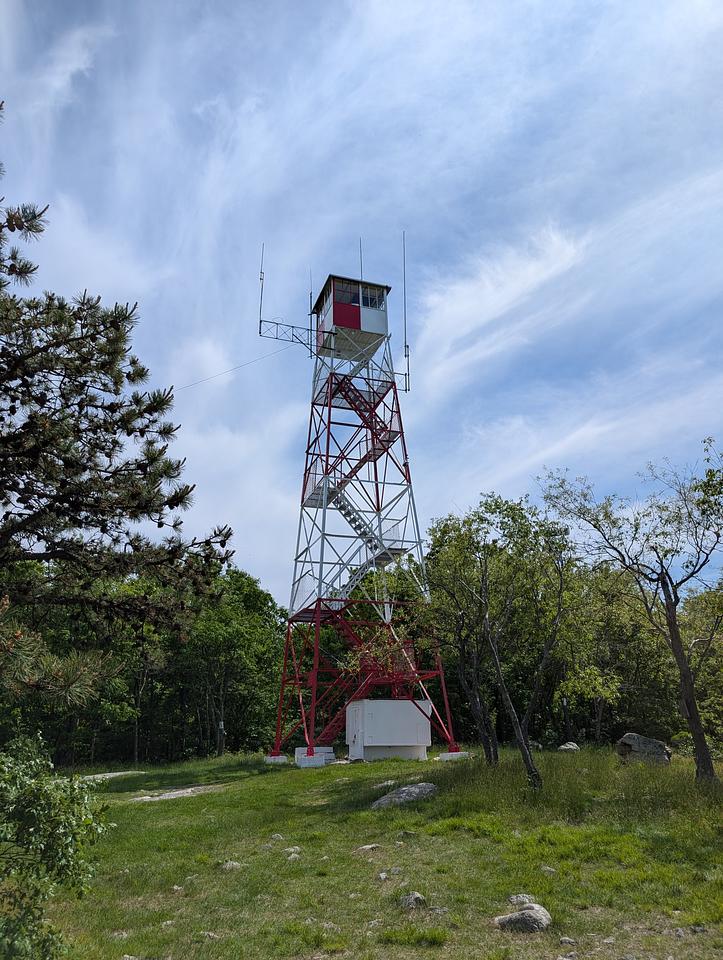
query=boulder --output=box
[615,732,671,764]
[493,903,551,932]
[400,891,426,910]
[371,782,438,809]
[508,893,536,905]
[557,742,580,752]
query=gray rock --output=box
[691,925,707,934]
[378,872,388,881]
[674,928,685,938]
[540,864,557,874]
[287,852,300,862]
[509,893,536,905]
[220,860,241,870]
[602,937,615,944]
[616,732,671,764]
[560,937,577,945]
[355,843,381,852]
[558,742,580,752]
[283,846,301,854]
[200,931,221,940]
[390,866,402,875]
[270,833,284,841]
[372,783,438,809]
[400,891,426,910]
[493,903,552,932]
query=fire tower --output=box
[260,268,459,765]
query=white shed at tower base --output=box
[346,699,432,761]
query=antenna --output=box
[258,242,265,336]
[402,230,410,392]
[359,237,364,280]
[308,268,313,359]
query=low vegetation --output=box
[52,749,721,959]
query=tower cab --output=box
[313,274,391,360]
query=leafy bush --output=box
[0,735,108,958]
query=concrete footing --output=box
[437,751,470,762]
[264,754,289,764]
[294,746,336,767]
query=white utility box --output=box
[346,699,431,761]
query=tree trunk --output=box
[562,696,573,743]
[664,595,718,782]
[458,662,497,764]
[487,636,542,789]
[594,697,604,744]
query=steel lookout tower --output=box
[260,264,461,765]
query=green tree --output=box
[0,100,232,742]
[427,494,576,789]
[183,569,285,756]
[545,454,722,781]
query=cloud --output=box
[22,24,111,116]
[413,226,586,404]
[3,1,723,601]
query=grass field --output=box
[53,749,722,960]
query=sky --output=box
[2,0,723,603]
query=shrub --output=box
[0,735,108,958]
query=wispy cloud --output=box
[2,0,723,599]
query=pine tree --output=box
[0,100,232,687]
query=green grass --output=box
[52,749,722,959]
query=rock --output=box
[560,936,577,945]
[390,866,402,875]
[400,891,426,910]
[220,860,241,871]
[493,903,552,932]
[287,853,300,862]
[371,783,438,809]
[270,833,284,841]
[373,780,397,790]
[319,855,330,861]
[615,732,671,764]
[602,937,615,944]
[130,784,221,802]
[283,846,301,854]
[378,872,388,881]
[540,864,557,874]
[509,893,536,905]
[691,925,707,934]
[368,919,383,928]
[110,930,129,940]
[558,742,580,752]
[674,928,685,938]
[172,885,184,893]
[429,906,449,915]
[355,843,381,852]
[200,931,221,940]
[161,920,175,928]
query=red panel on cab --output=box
[332,302,361,329]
